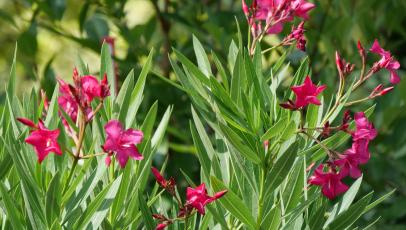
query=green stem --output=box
[344,97,371,107]
[63,158,78,194]
[256,166,266,226]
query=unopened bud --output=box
[242,0,249,17]
[379,86,394,96]
[335,51,344,72]
[357,40,365,58]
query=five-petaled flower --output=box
[102,120,144,168]
[370,39,401,84]
[17,118,62,163]
[280,76,326,110]
[186,183,227,215]
[308,164,349,200]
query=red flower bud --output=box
[335,51,344,73]
[17,117,38,129]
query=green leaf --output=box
[117,69,134,122]
[261,206,281,230]
[193,35,212,77]
[210,176,256,230]
[363,189,395,214]
[138,192,155,229]
[151,106,172,149]
[219,123,261,164]
[7,44,17,99]
[125,49,154,128]
[325,192,373,230]
[46,172,61,227]
[100,42,116,100]
[324,175,363,227]
[74,175,122,229]
[265,143,298,195]
[261,118,287,141]
[0,182,24,229]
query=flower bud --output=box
[335,51,344,73]
[357,40,365,59]
[242,0,249,17]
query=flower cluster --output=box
[18,68,144,169]
[58,68,109,124]
[308,112,377,199]
[243,0,315,53]
[278,39,400,199]
[151,167,227,229]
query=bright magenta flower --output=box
[58,79,79,122]
[352,112,377,141]
[17,118,62,163]
[370,39,401,84]
[102,120,144,168]
[254,0,315,34]
[281,76,326,110]
[334,148,362,179]
[81,75,110,103]
[291,0,315,20]
[308,164,349,200]
[186,183,227,215]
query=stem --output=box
[256,167,266,226]
[344,97,371,107]
[261,44,282,55]
[80,152,106,159]
[63,158,78,194]
[299,131,337,159]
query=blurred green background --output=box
[0,0,405,228]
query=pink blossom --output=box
[334,148,362,179]
[186,183,227,215]
[57,79,79,122]
[254,0,315,34]
[281,76,326,110]
[81,75,110,103]
[102,120,144,168]
[370,39,401,84]
[308,164,349,200]
[352,112,377,141]
[17,118,62,163]
[291,0,315,20]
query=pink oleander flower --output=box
[334,148,363,179]
[58,79,79,122]
[280,76,326,110]
[370,39,401,84]
[17,118,62,163]
[308,164,349,200]
[186,183,227,215]
[254,0,315,34]
[102,120,144,168]
[291,0,316,20]
[352,112,377,141]
[81,74,110,103]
